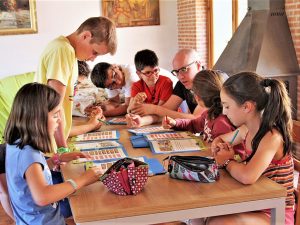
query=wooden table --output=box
[62,123,286,225]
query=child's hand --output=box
[88,110,106,130]
[134,92,147,104]
[126,114,142,128]
[60,152,92,163]
[214,146,235,166]
[211,136,225,157]
[162,116,176,129]
[81,166,103,186]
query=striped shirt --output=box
[262,154,295,209]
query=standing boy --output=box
[35,17,117,149]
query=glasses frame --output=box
[106,67,119,90]
[171,61,197,76]
[138,67,160,77]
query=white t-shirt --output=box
[105,64,139,99]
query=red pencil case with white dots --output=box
[100,157,148,195]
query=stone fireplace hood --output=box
[213,0,300,77]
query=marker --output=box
[98,119,109,125]
[229,129,239,145]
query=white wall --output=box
[0,0,178,78]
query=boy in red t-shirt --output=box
[126,49,173,127]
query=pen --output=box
[229,129,239,145]
[98,119,109,125]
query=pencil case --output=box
[100,157,148,195]
[166,155,219,183]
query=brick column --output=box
[286,0,300,120]
[177,0,208,68]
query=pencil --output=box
[229,129,239,145]
[98,119,109,125]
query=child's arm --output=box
[126,114,159,128]
[103,97,130,117]
[48,80,68,148]
[69,109,104,137]
[162,116,176,129]
[25,163,102,206]
[215,129,282,185]
[0,173,14,220]
[130,95,205,119]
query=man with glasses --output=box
[130,49,205,119]
[91,62,139,117]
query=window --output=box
[208,0,248,67]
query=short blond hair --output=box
[76,17,117,55]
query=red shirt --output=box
[131,75,173,105]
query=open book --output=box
[145,132,206,154]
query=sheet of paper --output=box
[73,130,119,142]
[72,140,121,151]
[145,131,194,141]
[73,147,127,163]
[128,126,173,135]
[150,139,205,154]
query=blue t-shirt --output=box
[5,143,65,225]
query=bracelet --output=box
[51,153,61,172]
[66,179,78,192]
[57,147,70,154]
[223,159,233,169]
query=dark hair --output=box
[192,70,224,120]
[4,83,61,153]
[78,61,90,78]
[91,62,111,88]
[134,49,159,71]
[76,17,117,55]
[222,72,292,161]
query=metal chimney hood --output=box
[213,0,300,77]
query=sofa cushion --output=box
[0,72,35,143]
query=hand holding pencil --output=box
[162,116,176,129]
[212,130,239,165]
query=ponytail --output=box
[222,73,292,162]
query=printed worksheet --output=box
[72,130,119,142]
[73,147,127,163]
[149,139,205,154]
[128,126,173,135]
[145,131,194,141]
[108,117,127,125]
[72,140,122,151]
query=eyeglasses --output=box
[139,67,160,77]
[171,61,197,76]
[106,67,118,90]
